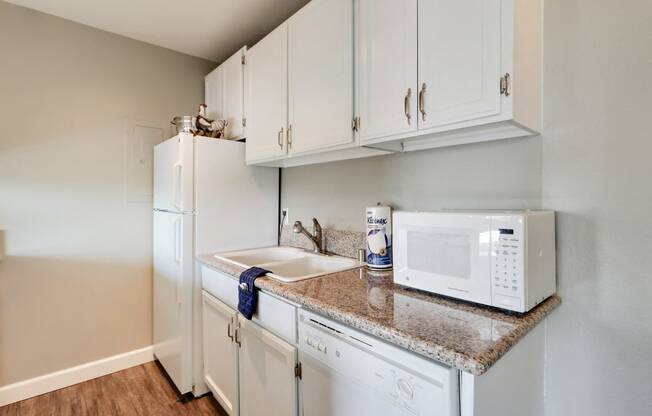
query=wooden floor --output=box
[0,362,227,416]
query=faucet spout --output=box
[293,218,325,254]
[312,217,322,239]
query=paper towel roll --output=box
[366,205,392,269]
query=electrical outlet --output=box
[281,208,289,226]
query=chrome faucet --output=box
[293,218,324,254]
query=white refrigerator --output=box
[153,134,278,395]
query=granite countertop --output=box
[197,253,560,376]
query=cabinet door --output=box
[357,0,418,142]
[246,24,288,163]
[202,292,239,416]
[418,0,502,130]
[222,47,246,140]
[205,66,223,121]
[288,0,353,155]
[237,317,297,416]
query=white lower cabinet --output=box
[202,288,298,416]
[202,292,239,416]
[237,316,298,416]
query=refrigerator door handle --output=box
[172,162,183,211]
[174,217,182,305]
[174,217,181,263]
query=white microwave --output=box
[393,211,556,313]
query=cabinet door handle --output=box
[277,127,284,149]
[234,327,241,347]
[287,125,293,150]
[173,217,181,264]
[418,83,426,122]
[500,73,511,97]
[227,321,233,341]
[404,88,412,125]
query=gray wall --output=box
[282,136,543,230]
[542,0,652,415]
[0,1,214,386]
[281,0,652,414]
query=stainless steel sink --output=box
[215,246,363,282]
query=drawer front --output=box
[254,291,296,343]
[202,265,239,309]
[201,265,296,343]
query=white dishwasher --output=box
[298,310,459,416]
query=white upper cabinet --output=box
[244,0,542,164]
[222,47,246,140]
[245,23,289,164]
[245,0,389,167]
[205,47,246,140]
[359,0,543,152]
[418,0,502,130]
[205,66,223,121]
[356,0,418,142]
[287,0,354,155]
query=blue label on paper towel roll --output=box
[366,206,392,269]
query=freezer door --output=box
[194,138,279,254]
[153,210,194,394]
[154,134,195,212]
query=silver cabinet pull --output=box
[500,73,511,97]
[418,83,426,121]
[277,127,284,149]
[227,320,233,341]
[234,327,241,347]
[404,88,412,125]
[287,124,293,150]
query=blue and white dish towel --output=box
[237,267,270,320]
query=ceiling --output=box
[5,0,310,62]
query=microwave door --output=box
[394,215,492,305]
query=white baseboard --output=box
[0,346,154,407]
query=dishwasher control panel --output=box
[303,335,327,354]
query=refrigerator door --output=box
[153,210,194,394]
[154,134,195,213]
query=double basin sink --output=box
[214,246,364,283]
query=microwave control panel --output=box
[491,216,525,311]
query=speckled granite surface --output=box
[197,254,560,375]
[280,226,365,258]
